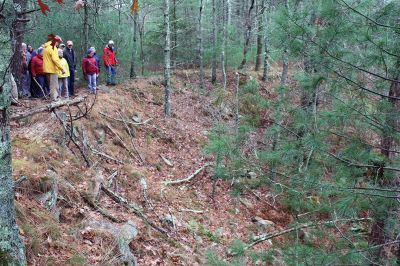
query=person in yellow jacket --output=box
[57,49,70,98]
[43,34,65,101]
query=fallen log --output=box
[162,163,212,185]
[11,96,86,120]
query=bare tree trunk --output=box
[221,0,227,90]
[255,0,265,71]
[227,0,231,25]
[83,0,89,50]
[139,21,145,76]
[130,13,138,79]
[262,6,270,82]
[10,0,28,96]
[211,0,217,84]
[239,0,255,69]
[280,0,289,86]
[164,0,172,117]
[0,4,27,264]
[172,0,177,69]
[198,0,204,90]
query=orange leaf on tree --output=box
[131,0,139,14]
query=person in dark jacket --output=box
[82,49,99,94]
[30,47,48,98]
[63,40,77,97]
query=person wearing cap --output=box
[43,34,65,101]
[59,43,66,50]
[82,48,99,94]
[90,46,100,83]
[31,47,48,98]
[63,40,77,97]
[57,49,70,98]
[103,40,118,85]
[21,43,32,97]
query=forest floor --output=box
[11,68,291,265]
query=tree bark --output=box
[262,5,270,82]
[239,0,255,69]
[139,17,145,76]
[83,0,89,51]
[211,0,217,84]
[10,0,28,95]
[172,0,177,69]
[164,0,172,117]
[0,3,26,264]
[198,0,204,90]
[280,0,290,86]
[255,0,265,71]
[221,0,227,90]
[130,13,138,79]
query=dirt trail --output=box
[11,72,290,265]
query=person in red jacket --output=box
[30,47,48,98]
[103,40,118,85]
[82,48,99,94]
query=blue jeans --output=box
[106,65,116,84]
[87,74,97,93]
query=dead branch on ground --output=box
[100,111,152,126]
[81,192,122,223]
[162,163,213,185]
[106,123,140,162]
[116,110,145,164]
[11,96,86,120]
[101,184,169,236]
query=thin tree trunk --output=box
[139,21,145,76]
[10,0,28,96]
[280,49,289,86]
[280,0,289,86]
[211,0,217,84]
[221,0,227,90]
[198,0,204,90]
[164,0,172,117]
[83,0,89,50]
[255,0,265,71]
[0,4,27,264]
[239,0,255,69]
[130,13,138,79]
[172,0,177,69]
[227,0,231,25]
[262,7,270,82]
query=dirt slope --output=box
[11,72,289,265]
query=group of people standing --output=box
[20,34,118,101]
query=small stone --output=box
[162,214,177,228]
[194,235,203,244]
[239,198,254,209]
[132,113,142,123]
[252,216,275,230]
[94,127,106,144]
[248,171,257,179]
